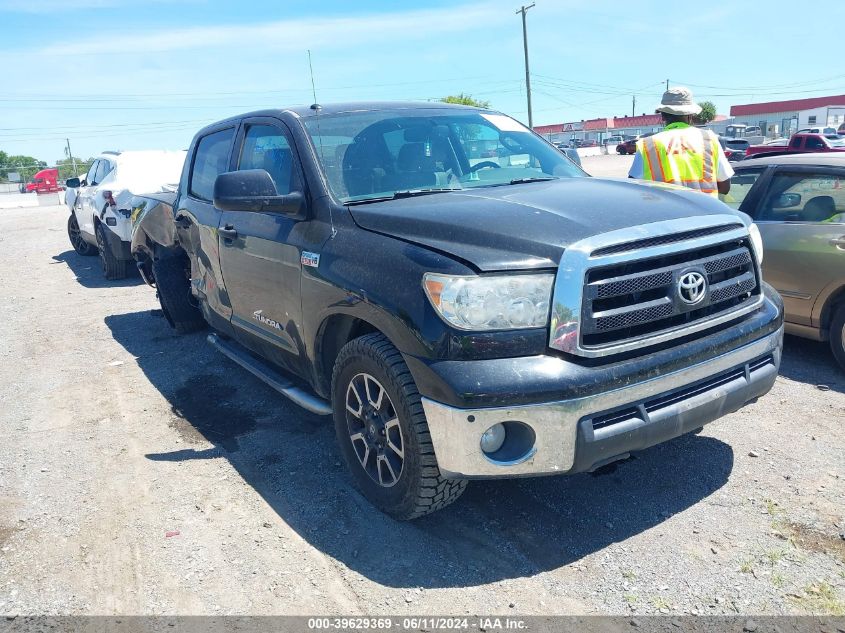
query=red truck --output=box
[745,133,845,158]
[23,168,61,194]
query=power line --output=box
[0,75,520,101]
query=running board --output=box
[206,333,332,416]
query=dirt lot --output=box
[0,199,843,617]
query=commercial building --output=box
[729,95,845,137]
[535,114,727,145]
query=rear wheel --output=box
[67,214,97,256]
[152,255,206,334]
[829,304,845,371]
[332,333,467,520]
[95,223,127,280]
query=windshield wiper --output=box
[392,188,460,198]
[345,188,460,205]
[508,177,556,185]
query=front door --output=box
[216,118,308,375]
[749,166,845,327]
[73,159,101,239]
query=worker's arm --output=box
[714,141,735,197]
[628,151,643,179]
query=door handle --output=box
[219,225,238,239]
[829,237,845,249]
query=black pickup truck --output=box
[130,102,784,519]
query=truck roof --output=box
[200,101,491,129]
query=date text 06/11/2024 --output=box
[306,617,528,630]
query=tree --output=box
[695,101,717,125]
[0,153,44,183]
[440,94,491,109]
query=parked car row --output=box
[64,150,186,279]
[63,102,786,520]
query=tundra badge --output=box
[253,310,283,330]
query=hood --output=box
[347,178,743,271]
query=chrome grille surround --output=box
[549,215,765,358]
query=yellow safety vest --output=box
[637,123,720,196]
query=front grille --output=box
[581,238,760,349]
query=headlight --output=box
[423,273,554,331]
[748,223,764,265]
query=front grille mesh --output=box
[595,302,674,332]
[581,238,760,348]
[595,271,673,299]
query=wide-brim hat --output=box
[655,86,702,116]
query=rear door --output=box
[745,165,845,327]
[73,160,101,238]
[175,125,237,333]
[216,117,307,375]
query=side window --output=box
[806,136,824,150]
[95,160,111,184]
[237,124,294,195]
[758,171,845,223]
[86,160,99,185]
[723,168,764,210]
[189,128,235,201]
[789,137,802,149]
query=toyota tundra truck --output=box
[131,102,784,520]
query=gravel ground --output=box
[0,202,843,617]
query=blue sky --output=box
[1,0,843,164]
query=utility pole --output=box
[66,138,77,176]
[632,95,636,117]
[516,3,535,129]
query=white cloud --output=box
[28,2,506,57]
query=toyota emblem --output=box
[678,271,707,305]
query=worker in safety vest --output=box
[629,86,733,196]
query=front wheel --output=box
[829,304,845,371]
[67,213,97,256]
[332,333,467,520]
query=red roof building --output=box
[730,95,845,117]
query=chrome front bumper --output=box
[421,326,783,479]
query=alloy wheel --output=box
[345,372,404,488]
[69,217,86,252]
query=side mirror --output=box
[213,170,305,218]
[66,177,80,188]
[772,192,801,209]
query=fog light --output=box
[480,423,506,454]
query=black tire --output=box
[332,333,467,520]
[95,223,127,280]
[829,304,845,371]
[152,255,206,334]
[67,213,97,256]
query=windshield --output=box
[302,108,584,203]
